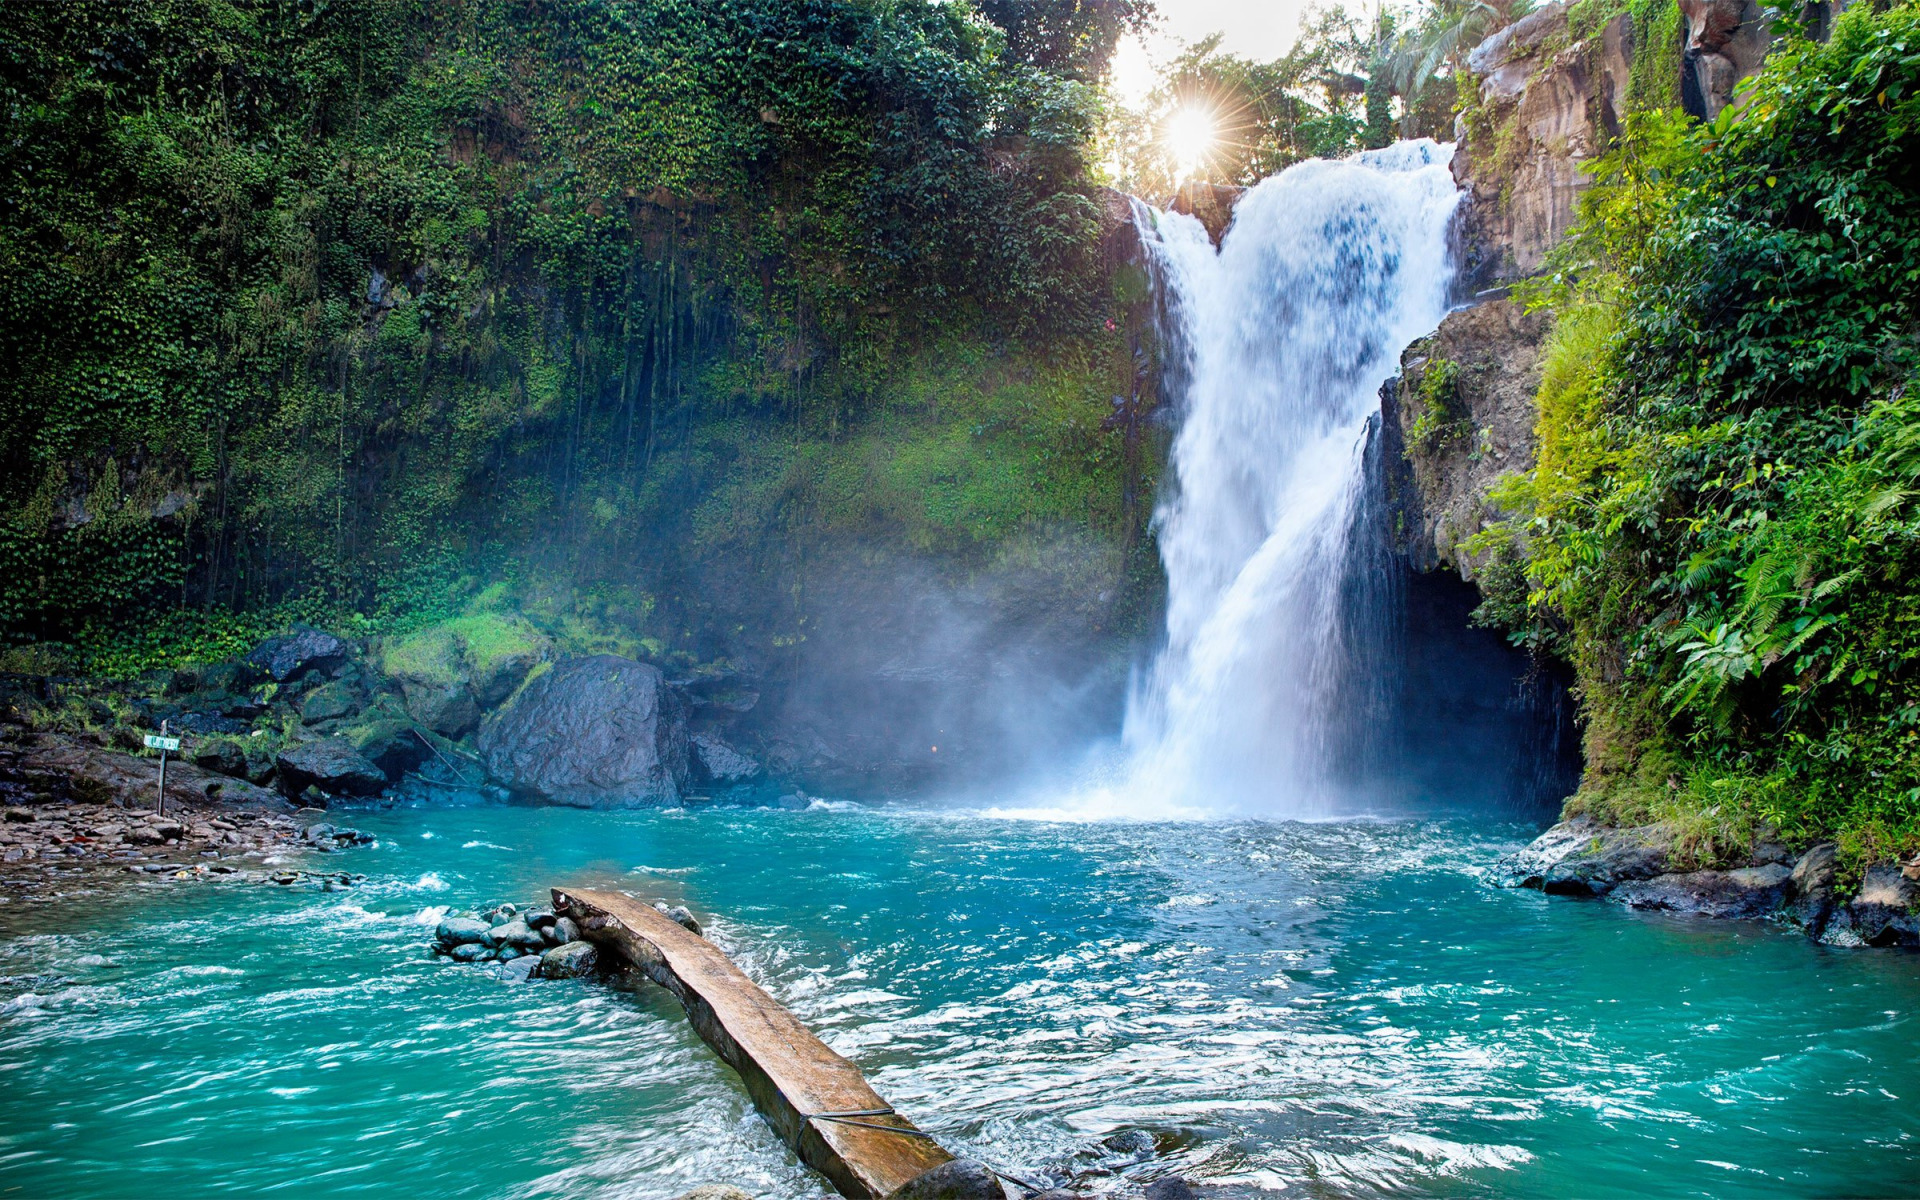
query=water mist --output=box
[1124,142,1462,816]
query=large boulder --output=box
[691,732,761,784]
[276,738,387,797]
[246,626,349,683]
[477,656,688,806]
[377,614,549,738]
[1495,816,1673,895]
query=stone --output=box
[1788,842,1840,935]
[653,902,702,936]
[490,918,544,951]
[477,656,690,807]
[1143,1183,1197,1200]
[1611,864,1791,920]
[300,679,364,724]
[436,917,492,948]
[497,955,539,984]
[550,916,580,944]
[886,1159,1001,1200]
[403,680,481,740]
[539,940,600,978]
[1495,817,1671,896]
[670,1189,755,1200]
[3,808,34,823]
[691,732,762,783]
[191,741,249,778]
[275,738,386,797]
[245,626,350,683]
[449,943,494,963]
[1832,864,1920,947]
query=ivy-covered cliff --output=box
[0,0,1158,653]
[1396,0,1920,877]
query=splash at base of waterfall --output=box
[1123,141,1462,819]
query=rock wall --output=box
[1380,298,1551,577]
[1451,2,1636,286]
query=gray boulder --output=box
[691,732,761,783]
[477,656,689,807]
[436,917,492,948]
[497,955,539,984]
[1830,863,1920,947]
[548,916,580,945]
[404,680,481,739]
[1789,843,1840,935]
[1611,864,1792,920]
[653,902,701,935]
[887,1159,1002,1199]
[1496,817,1671,896]
[489,918,545,952]
[449,943,494,963]
[540,940,600,978]
[276,738,386,796]
[301,679,364,724]
[246,626,349,682]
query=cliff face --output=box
[1451,2,1635,286]
[1380,299,1550,577]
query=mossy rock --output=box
[376,613,548,709]
[301,679,365,724]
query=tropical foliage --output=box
[1479,2,1920,865]
[0,0,1155,654]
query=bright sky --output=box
[1111,1,1311,104]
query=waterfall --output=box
[1123,141,1462,817]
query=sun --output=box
[1165,105,1218,181]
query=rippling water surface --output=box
[1,802,1915,1198]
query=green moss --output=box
[1405,357,1465,452]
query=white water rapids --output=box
[1121,141,1462,817]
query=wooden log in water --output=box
[552,887,961,1199]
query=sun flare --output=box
[1165,105,1218,181]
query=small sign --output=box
[144,734,181,752]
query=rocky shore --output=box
[1498,817,1920,947]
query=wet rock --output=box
[191,740,249,778]
[477,656,689,807]
[497,955,539,984]
[276,738,386,797]
[436,917,492,948]
[449,942,494,963]
[300,679,364,724]
[404,681,481,740]
[549,916,579,945]
[1143,1182,1197,1200]
[1831,864,1920,947]
[670,1188,755,1200]
[653,902,701,936]
[539,940,599,978]
[1611,864,1792,920]
[1789,843,1839,935]
[490,918,544,952]
[691,732,761,783]
[888,1159,1002,1200]
[246,626,350,683]
[1496,817,1671,896]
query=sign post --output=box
[145,721,180,816]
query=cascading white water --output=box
[1123,141,1462,816]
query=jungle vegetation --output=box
[1476,1,1920,866]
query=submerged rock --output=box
[540,940,599,978]
[670,1188,755,1200]
[477,656,689,807]
[1143,1182,1197,1200]
[888,1159,1002,1200]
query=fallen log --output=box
[553,887,995,1199]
